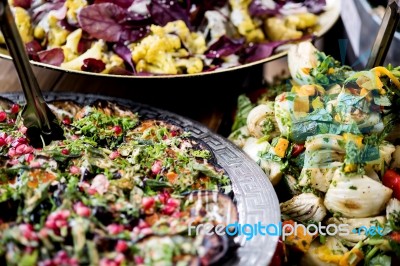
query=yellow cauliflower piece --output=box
[175,57,203,74]
[61,40,105,71]
[130,21,205,75]
[163,20,206,54]
[65,0,88,24]
[102,53,125,74]
[13,7,33,43]
[286,13,318,30]
[47,14,70,48]
[61,28,82,62]
[265,13,318,41]
[229,0,264,42]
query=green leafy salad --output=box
[0,99,236,265]
[229,41,400,266]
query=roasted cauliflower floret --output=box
[265,13,318,41]
[13,7,33,43]
[163,20,206,55]
[61,28,82,62]
[129,20,206,74]
[102,53,125,74]
[229,0,264,42]
[61,40,105,70]
[47,12,70,48]
[65,0,88,25]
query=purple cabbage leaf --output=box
[148,0,190,27]
[113,43,135,72]
[94,0,134,9]
[37,48,65,66]
[205,36,245,59]
[241,40,289,64]
[78,3,147,42]
[12,0,32,9]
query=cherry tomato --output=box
[291,144,305,157]
[382,169,400,200]
[389,231,400,243]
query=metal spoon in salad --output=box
[0,0,64,147]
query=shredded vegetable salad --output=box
[229,41,400,265]
[0,99,237,265]
[0,0,326,75]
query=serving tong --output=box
[367,0,400,68]
[0,0,64,147]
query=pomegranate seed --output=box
[24,146,33,154]
[5,135,12,144]
[45,220,57,230]
[107,224,124,235]
[134,256,144,264]
[166,198,180,208]
[9,159,19,165]
[55,220,67,228]
[100,258,118,266]
[115,240,128,252]
[8,148,16,157]
[19,126,27,134]
[17,137,28,144]
[61,149,69,155]
[87,188,97,195]
[114,254,125,264]
[10,104,19,114]
[39,228,48,238]
[24,154,31,163]
[158,191,170,204]
[162,205,176,215]
[0,111,6,122]
[69,258,79,266]
[24,246,34,254]
[15,144,27,155]
[40,259,54,266]
[171,130,178,137]
[59,210,70,219]
[0,137,6,146]
[109,151,119,160]
[70,166,80,174]
[30,161,41,168]
[113,125,122,135]
[141,197,155,210]
[137,220,149,229]
[151,160,162,175]
[74,202,91,217]
[62,117,71,125]
[140,227,152,235]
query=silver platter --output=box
[1,92,281,266]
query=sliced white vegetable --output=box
[386,198,400,220]
[326,216,386,246]
[367,141,396,172]
[246,102,279,139]
[228,126,250,148]
[288,41,318,85]
[280,193,327,222]
[324,171,392,218]
[242,137,270,162]
[299,163,342,193]
[242,138,283,185]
